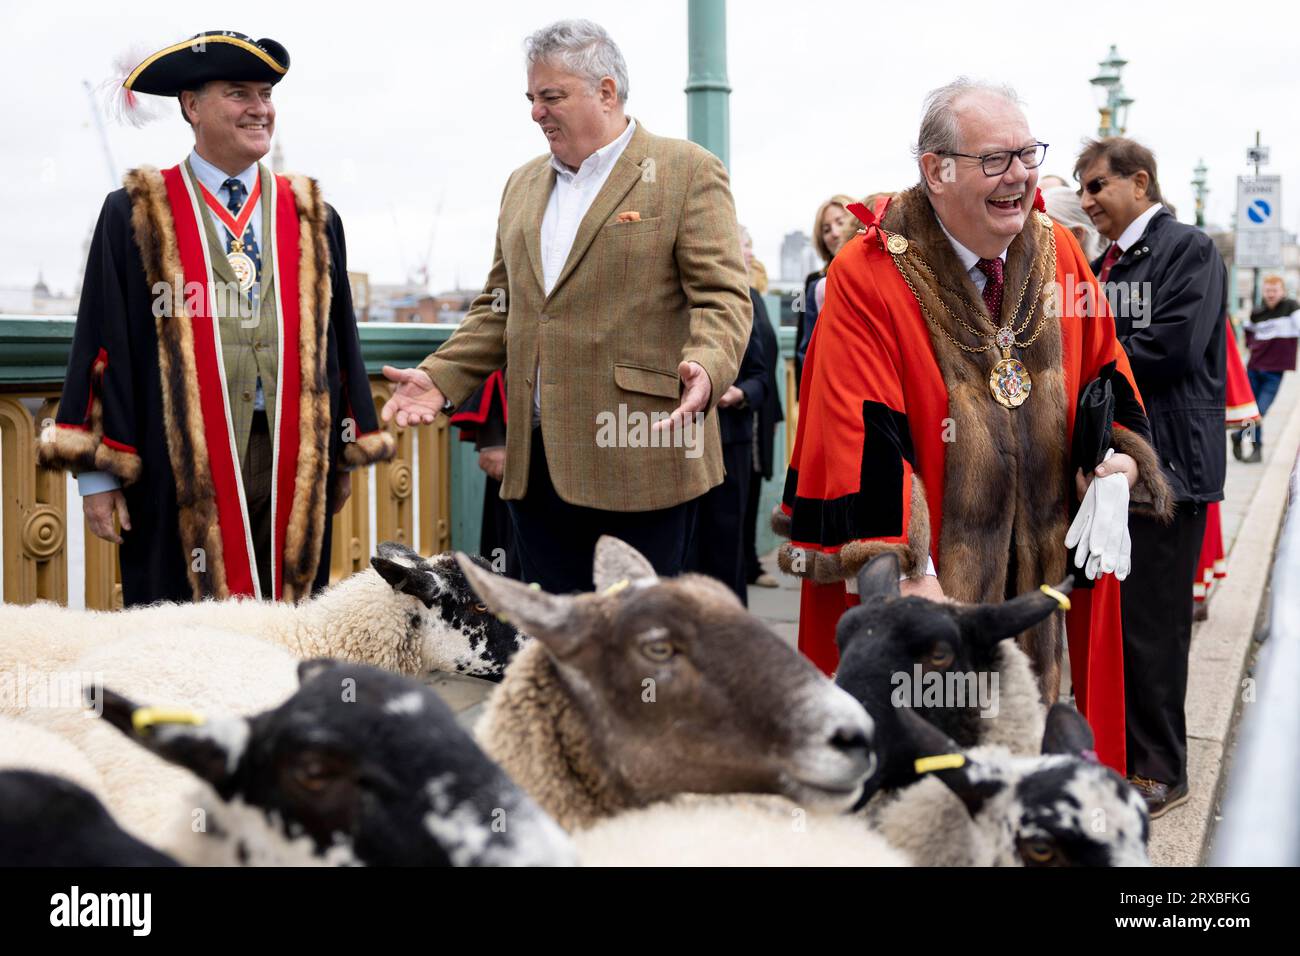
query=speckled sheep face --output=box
[97,662,575,866]
[371,543,526,681]
[957,754,1151,867]
[458,540,879,813]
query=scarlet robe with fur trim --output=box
[777,186,1172,774]
[39,164,394,605]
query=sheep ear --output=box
[455,553,585,656]
[371,544,441,608]
[895,708,995,819]
[593,536,657,593]
[957,576,1074,650]
[1041,703,1096,758]
[94,688,247,789]
[856,553,901,600]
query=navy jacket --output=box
[1092,207,1227,503]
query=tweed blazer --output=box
[420,122,752,512]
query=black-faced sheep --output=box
[92,659,575,866]
[0,770,180,867]
[833,553,1070,795]
[459,537,878,831]
[871,703,1150,866]
[0,543,523,710]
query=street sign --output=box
[1236,175,1284,268]
[1247,145,1270,167]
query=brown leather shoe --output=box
[1129,776,1190,819]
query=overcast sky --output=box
[3,0,1297,298]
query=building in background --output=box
[780,230,820,284]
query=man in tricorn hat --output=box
[38,31,394,605]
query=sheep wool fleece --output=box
[475,641,638,830]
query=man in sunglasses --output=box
[776,80,1170,775]
[1075,138,1227,819]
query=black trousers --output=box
[506,427,698,594]
[1120,502,1208,786]
[743,461,764,583]
[481,475,521,580]
[243,410,275,599]
[686,440,753,605]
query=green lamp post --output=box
[1191,159,1209,229]
[1089,45,1132,138]
[685,0,731,169]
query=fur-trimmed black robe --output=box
[38,165,394,605]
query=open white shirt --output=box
[533,118,638,421]
[1112,202,1164,255]
[936,216,1008,294]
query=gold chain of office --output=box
[884,220,1058,408]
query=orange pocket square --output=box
[615,211,641,223]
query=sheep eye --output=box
[1020,840,1057,864]
[474,603,489,613]
[295,764,332,791]
[927,643,955,668]
[641,640,675,663]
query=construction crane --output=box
[83,79,120,188]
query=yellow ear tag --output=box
[602,578,630,597]
[914,753,966,774]
[131,707,206,733]
[1039,584,1072,612]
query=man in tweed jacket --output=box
[382,19,751,592]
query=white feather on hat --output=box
[99,44,171,128]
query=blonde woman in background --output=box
[796,194,860,393]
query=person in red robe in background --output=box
[773,80,1173,774]
[1194,322,1260,619]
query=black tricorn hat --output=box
[124,31,289,96]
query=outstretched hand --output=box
[652,361,712,434]
[380,366,446,428]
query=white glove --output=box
[1065,449,1132,581]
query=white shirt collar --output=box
[1115,202,1164,253]
[189,148,259,198]
[548,118,637,182]
[935,215,1003,274]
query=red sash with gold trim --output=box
[160,163,302,600]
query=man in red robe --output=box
[775,81,1172,773]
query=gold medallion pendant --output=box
[989,354,1031,407]
[227,251,256,292]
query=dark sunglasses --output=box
[1079,173,1130,196]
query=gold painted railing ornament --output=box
[3,377,451,609]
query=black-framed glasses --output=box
[939,142,1049,177]
[1079,173,1130,196]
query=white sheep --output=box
[0,714,108,800]
[573,794,910,866]
[18,627,303,845]
[457,537,879,832]
[0,543,525,721]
